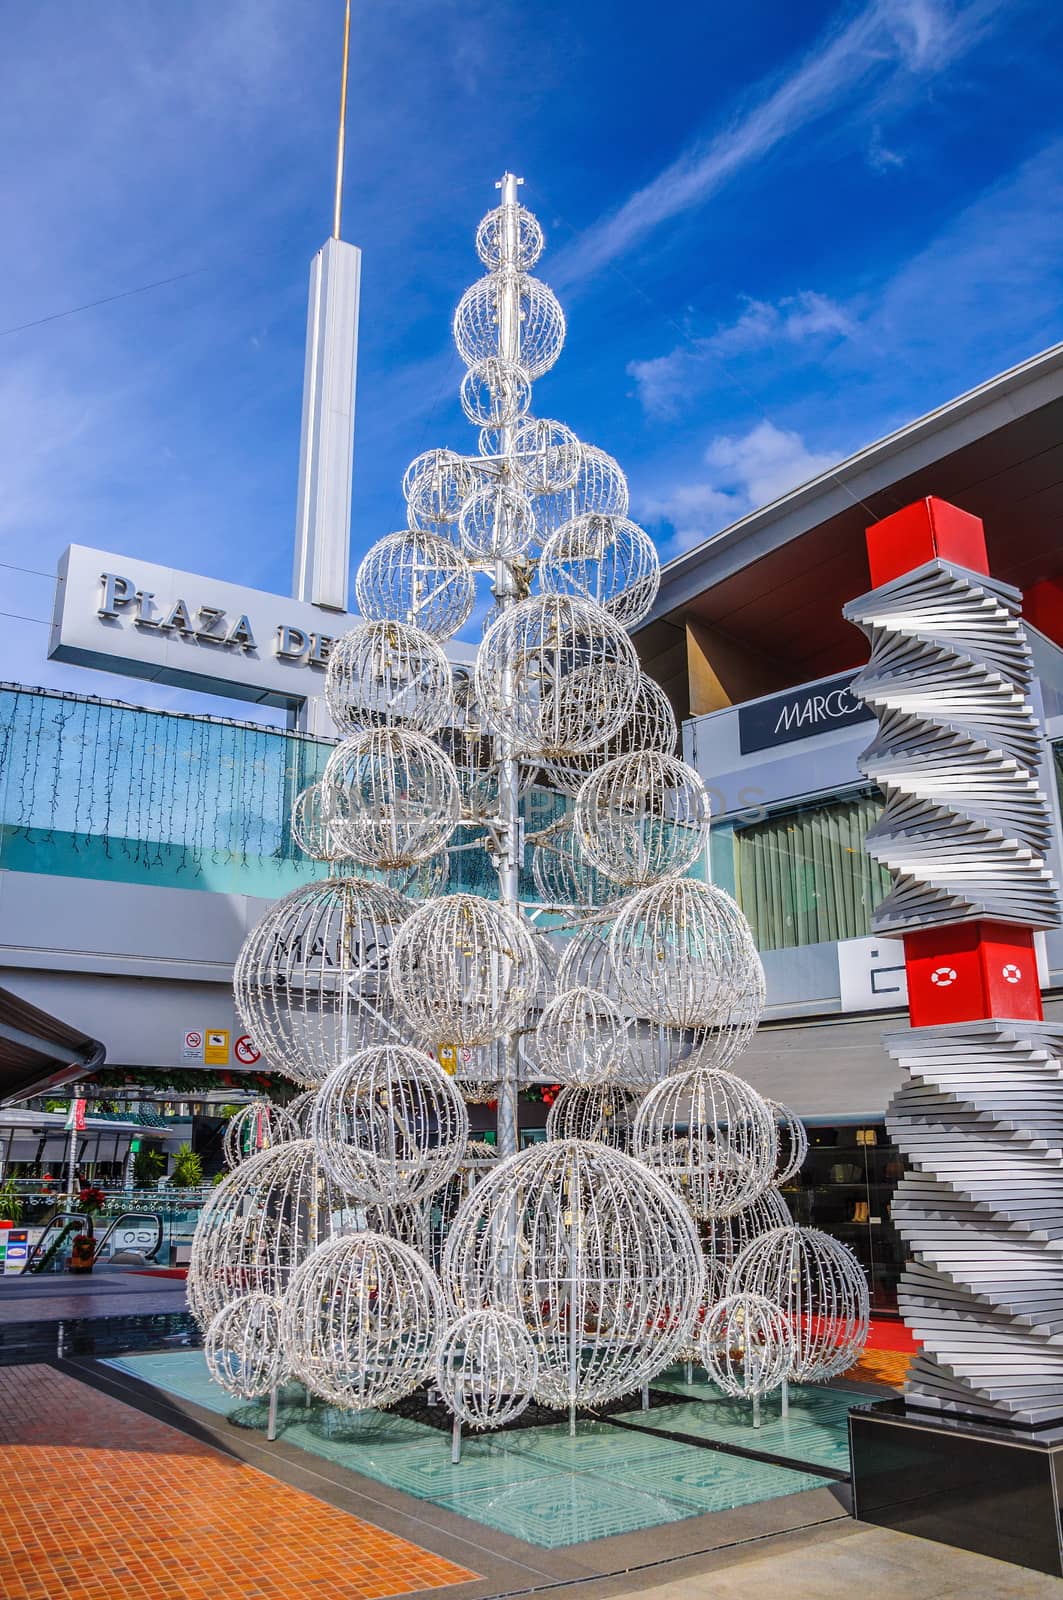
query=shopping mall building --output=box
[2,337,1063,1307]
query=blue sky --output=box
[2,0,1062,718]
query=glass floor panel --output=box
[649,1366,856,1474]
[106,1351,835,1550]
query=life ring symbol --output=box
[930,967,957,987]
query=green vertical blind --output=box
[733,791,891,951]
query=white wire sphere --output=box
[188,1141,350,1328]
[633,1064,779,1219]
[282,1230,445,1410]
[541,673,676,798]
[388,893,542,1048]
[475,595,640,759]
[443,1139,704,1409]
[769,1100,809,1184]
[355,531,475,641]
[704,1186,792,1299]
[321,728,460,870]
[609,877,764,1033]
[510,418,583,495]
[453,272,566,380]
[290,782,347,863]
[377,851,452,900]
[575,752,711,887]
[404,448,480,529]
[475,203,545,270]
[545,1084,641,1148]
[204,1293,285,1399]
[458,482,536,560]
[557,915,618,994]
[700,1292,794,1400]
[728,1225,870,1382]
[310,1044,469,1206]
[459,357,532,428]
[535,987,628,1088]
[533,445,629,539]
[222,1100,301,1169]
[539,514,660,628]
[234,877,413,1086]
[435,1310,539,1430]
[436,676,534,820]
[285,1090,316,1133]
[531,818,628,911]
[325,621,453,736]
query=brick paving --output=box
[0,1366,477,1600]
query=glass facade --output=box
[0,683,561,902]
[714,788,891,952]
[783,1118,907,1314]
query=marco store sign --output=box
[49,544,344,707]
[738,670,875,755]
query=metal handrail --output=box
[19,1210,165,1273]
[21,1212,90,1273]
[92,1212,164,1263]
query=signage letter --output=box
[275,625,309,660]
[225,615,256,651]
[309,632,334,668]
[98,573,137,619]
[160,599,195,634]
[196,606,226,641]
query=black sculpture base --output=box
[849,1399,1063,1577]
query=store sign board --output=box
[49,544,347,708]
[738,670,874,755]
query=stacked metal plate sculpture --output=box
[192,175,865,1445]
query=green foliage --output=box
[0,1177,23,1223]
[133,1148,166,1188]
[171,1144,204,1188]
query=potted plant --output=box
[171,1144,203,1189]
[69,1232,96,1274]
[132,1148,166,1189]
[0,1177,23,1227]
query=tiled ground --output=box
[0,1365,476,1600]
[109,1351,833,1549]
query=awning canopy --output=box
[636,340,1063,719]
[0,986,105,1105]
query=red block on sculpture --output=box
[866,497,989,588]
[903,921,1042,1027]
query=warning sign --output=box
[181,1030,204,1062]
[234,1034,261,1066]
[437,1044,457,1076]
[204,1029,230,1065]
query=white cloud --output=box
[640,421,837,553]
[628,291,853,418]
[867,126,906,171]
[553,0,1006,289]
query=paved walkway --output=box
[595,1517,1063,1600]
[0,1365,476,1600]
[0,1271,188,1324]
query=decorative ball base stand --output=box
[844,497,1063,1579]
[848,1402,1063,1579]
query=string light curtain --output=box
[0,684,564,903]
[732,791,891,951]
